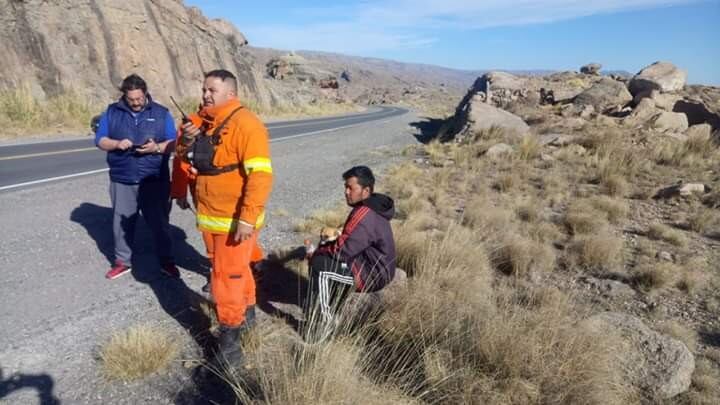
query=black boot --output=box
[244,305,256,329]
[213,325,244,370]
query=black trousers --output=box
[307,255,356,324]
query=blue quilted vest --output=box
[105,95,170,184]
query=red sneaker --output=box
[160,263,180,279]
[106,260,131,280]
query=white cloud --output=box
[358,0,698,28]
[245,22,438,54]
[244,0,700,53]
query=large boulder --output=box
[473,71,529,107]
[463,98,530,137]
[583,312,694,399]
[573,77,632,113]
[344,269,407,318]
[632,89,682,111]
[673,99,720,130]
[624,97,661,126]
[650,111,689,133]
[629,62,687,96]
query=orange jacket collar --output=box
[199,98,244,123]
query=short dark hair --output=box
[205,69,238,93]
[120,74,147,94]
[343,166,375,192]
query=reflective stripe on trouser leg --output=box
[318,268,354,323]
[210,231,258,327]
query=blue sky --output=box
[186,0,720,84]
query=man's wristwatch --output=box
[155,143,162,154]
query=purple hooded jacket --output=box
[315,193,396,292]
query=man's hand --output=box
[136,139,160,155]
[181,121,201,144]
[116,139,133,151]
[175,197,190,210]
[233,222,254,243]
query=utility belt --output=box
[186,107,243,176]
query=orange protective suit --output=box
[174,98,272,327]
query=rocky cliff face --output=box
[0,0,477,116]
[0,0,273,107]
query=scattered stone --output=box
[628,61,687,96]
[485,143,514,157]
[679,183,708,196]
[580,63,602,75]
[650,111,689,133]
[654,183,709,199]
[538,133,578,147]
[550,134,580,147]
[657,251,674,262]
[583,312,694,399]
[581,277,635,298]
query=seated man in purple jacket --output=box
[306,165,396,341]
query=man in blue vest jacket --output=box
[95,74,179,280]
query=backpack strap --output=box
[210,107,244,144]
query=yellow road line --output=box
[0,147,97,161]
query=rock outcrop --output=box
[583,312,694,399]
[580,63,602,75]
[0,0,273,107]
[444,90,530,141]
[573,77,632,112]
[628,61,687,96]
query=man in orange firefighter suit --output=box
[175,69,272,365]
[171,150,264,293]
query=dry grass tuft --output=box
[572,231,624,270]
[494,172,519,193]
[655,321,697,352]
[492,235,556,276]
[564,200,609,235]
[516,200,541,223]
[687,206,720,234]
[652,133,720,168]
[99,324,179,381]
[0,84,98,135]
[462,196,514,234]
[590,196,629,224]
[294,206,348,234]
[631,262,678,292]
[675,257,710,294]
[600,173,630,197]
[517,135,541,161]
[647,223,688,247]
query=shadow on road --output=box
[70,202,210,275]
[254,247,310,333]
[70,202,215,353]
[0,368,60,405]
[409,117,449,144]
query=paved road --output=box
[0,106,406,191]
[0,105,417,404]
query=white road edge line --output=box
[0,168,110,191]
[0,109,404,191]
